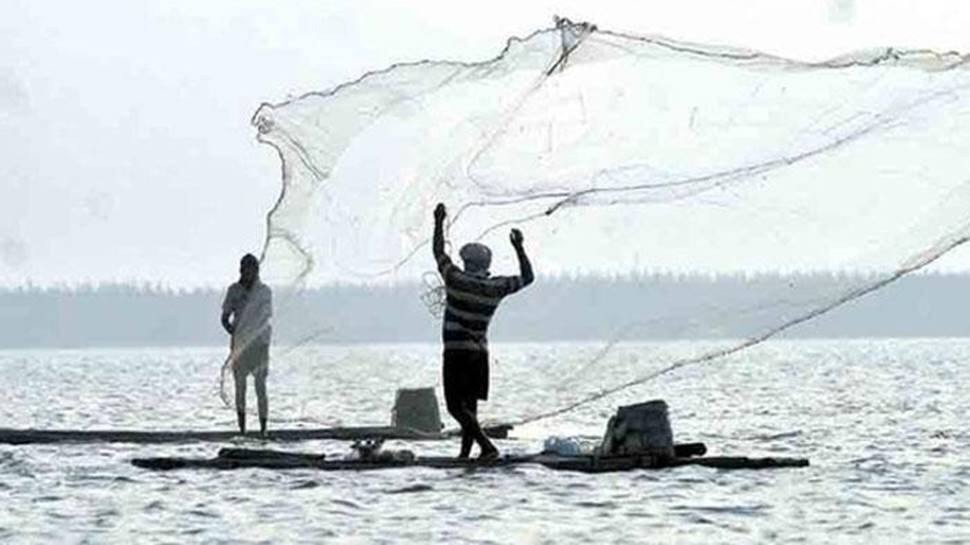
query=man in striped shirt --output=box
[433,203,534,459]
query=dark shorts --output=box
[443,349,489,404]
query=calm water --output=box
[1,339,968,544]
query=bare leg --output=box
[459,432,474,459]
[446,396,495,459]
[475,402,498,460]
[254,369,268,437]
[459,399,477,458]
[234,371,247,435]
[467,394,496,459]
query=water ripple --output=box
[1,340,969,543]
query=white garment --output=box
[222,281,273,350]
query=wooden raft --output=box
[0,425,511,446]
[131,446,808,473]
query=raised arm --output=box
[510,228,534,287]
[433,202,448,264]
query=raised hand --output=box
[434,203,447,222]
[510,228,524,247]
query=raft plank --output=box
[672,456,810,470]
[673,442,706,458]
[0,427,444,445]
[0,424,512,445]
[131,447,807,473]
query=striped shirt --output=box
[437,253,526,352]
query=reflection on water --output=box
[1,339,968,543]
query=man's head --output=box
[239,253,260,287]
[459,243,491,277]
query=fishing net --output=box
[238,19,970,425]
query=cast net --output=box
[238,19,970,426]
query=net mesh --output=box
[243,19,970,425]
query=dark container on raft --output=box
[597,400,675,460]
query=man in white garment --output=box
[221,253,273,436]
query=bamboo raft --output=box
[131,445,809,473]
[0,425,512,446]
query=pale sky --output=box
[4,0,970,287]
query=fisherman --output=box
[432,203,534,459]
[221,253,273,436]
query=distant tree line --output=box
[0,272,966,348]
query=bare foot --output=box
[478,448,499,462]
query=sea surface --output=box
[1,339,968,544]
